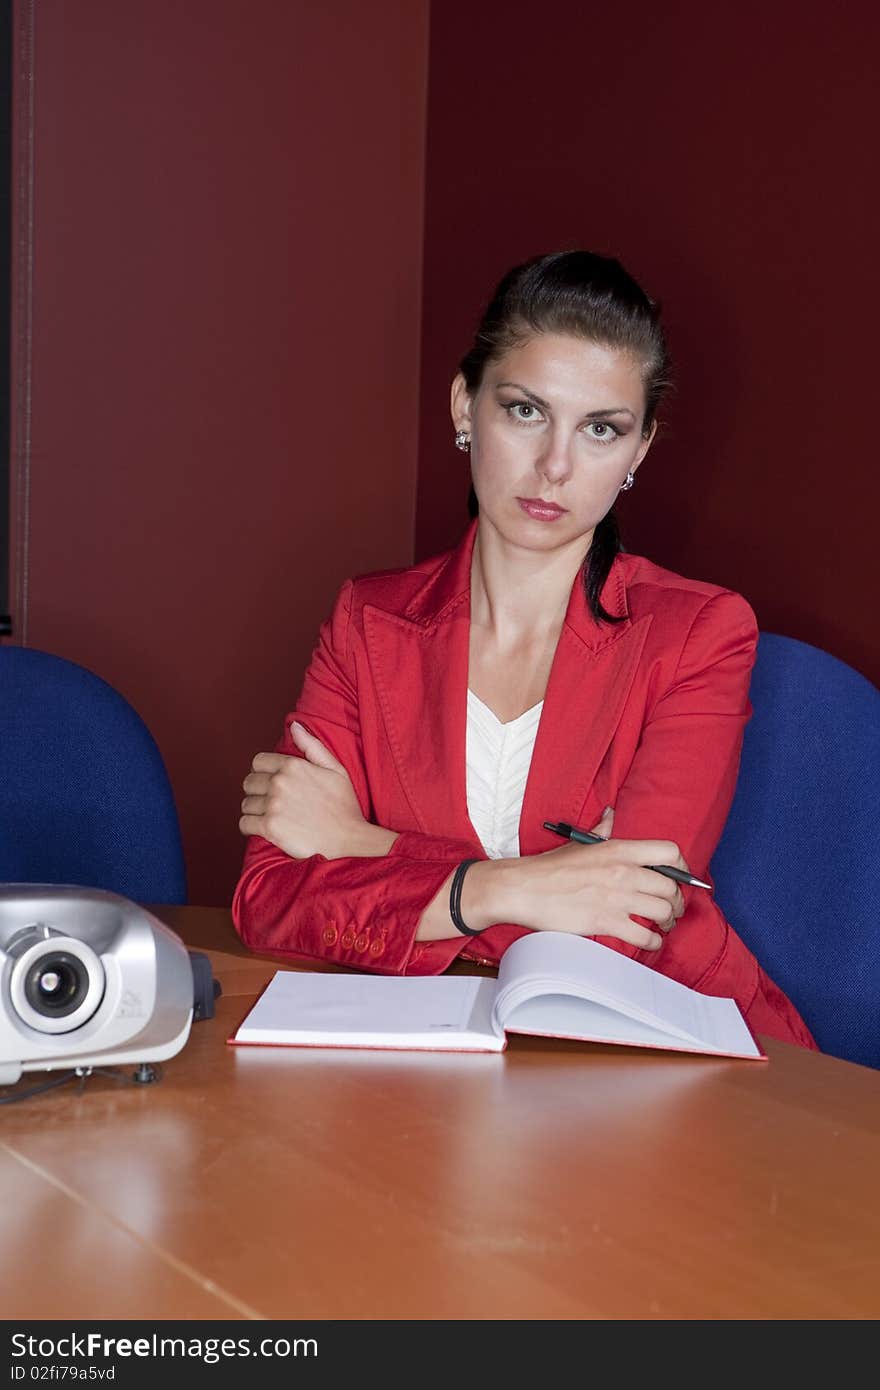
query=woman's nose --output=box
[537,431,574,484]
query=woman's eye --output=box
[505,401,542,423]
[585,421,618,443]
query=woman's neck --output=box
[469,518,592,649]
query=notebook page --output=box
[503,993,709,1050]
[493,931,759,1057]
[504,993,750,1055]
[232,971,503,1050]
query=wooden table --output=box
[2,905,879,1320]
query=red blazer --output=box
[233,520,816,1049]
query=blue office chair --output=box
[711,633,880,1068]
[0,645,187,904]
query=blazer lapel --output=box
[363,521,478,840]
[519,589,652,856]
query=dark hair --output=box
[459,250,671,623]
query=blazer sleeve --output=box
[232,580,483,975]
[595,590,816,1048]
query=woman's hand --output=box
[467,806,689,950]
[239,721,380,860]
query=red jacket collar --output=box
[400,517,630,653]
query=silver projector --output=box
[0,885,195,1086]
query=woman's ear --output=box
[450,373,473,433]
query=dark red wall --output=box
[8,1,878,911]
[11,0,429,903]
[417,1,880,687]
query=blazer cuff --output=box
[388,828,485,863]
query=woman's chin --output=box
[479,509,584,553]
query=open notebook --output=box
[228,931,765,1060]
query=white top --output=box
[466,689,543,859]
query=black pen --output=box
[543,821,713,890]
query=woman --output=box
[234,251,815,1049]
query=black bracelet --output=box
[449,859,485,936]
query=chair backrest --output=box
[710,633,880,1068]
[0,646,187,904]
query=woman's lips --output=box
[517,497,568,521]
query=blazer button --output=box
[369,939,384,957]
[354,934,369,952]
[340,931,356,949]
[321,925,338,946]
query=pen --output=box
[542,821,713,890]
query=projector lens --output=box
[24,952,89,1018]
[10,935,106,1033]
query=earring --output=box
[454,430,471,453]
[619,471,635,492]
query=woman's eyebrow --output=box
[495,381,552,410]
[495,381,635,420]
